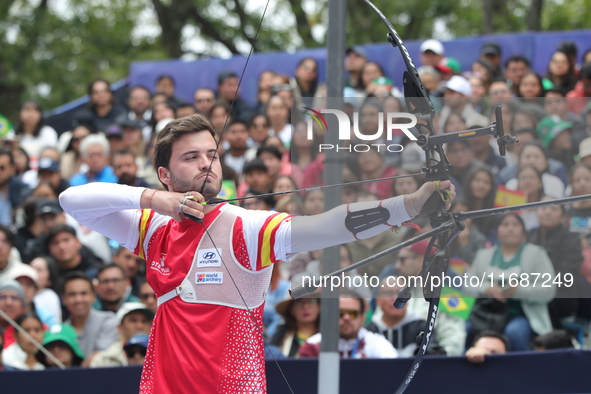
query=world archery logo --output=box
[196,273,206,282]
[303,107,328,132]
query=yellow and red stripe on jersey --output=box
[134,209,155,260]
[256,212,291,270]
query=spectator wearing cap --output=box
[0,149,32,226]
[105,124,125,164]
[420,39,445,67]
[8,264,56,327]
[578,137,591,167]
[69,134,118,186]
[345,46,368,91]
[504,55,531,94]
[270,295,320,358]
[112,246,145,297]
[391,240,466,356]
[480,41,503,79]
[93,264,139,313]
[112,148,150,188]
[0,225,24,282]
[90,302,154,367]
[46,224,103,278]
[566,62,591,114]
[537,115,576,171]
[217,71,253,123]
[155,75,185,108]
[439,76,489,132]
[37,157,69,196]
[62,272,119,362]
[193,88,216,117]
[124,333,149,365]
[238,159,271,198]
[0,279,26,348]
[544,89,587,151]
[36,323,85,368]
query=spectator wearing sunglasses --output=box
[299,292,398,359]
[90,302,154,367]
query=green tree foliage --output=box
[1,0,590,122]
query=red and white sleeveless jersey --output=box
[130,203,291,394]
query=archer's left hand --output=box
[406,180,456,216]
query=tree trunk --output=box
[527,0,544,31]
[482,0,494,34]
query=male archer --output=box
[59,114,455,394]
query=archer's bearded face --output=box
[162,131,223,201]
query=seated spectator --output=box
[62,272,119,362]
[546,50,578,95]
[445,139,476,198]
[90,302,154,367]
[443,111,467,134]
[19,199,66,264]
[471,59,495,87]
[465,330,508,364]
[418,66,441,94]
[217,71,253,122]
[0,225,24,282]
[76,79,126,133]
[290,58,324,109]
[240,189,274,211]
[112,149,150,188]
[536,115,575,171]
[505,55,531,95]
[119,118,147,160]
[208,101,232,135]
[419,39,445,67]
[504,142,566,196]
[469,126,506,175]
[464,213,555,351]
[0,149,32,226]
[14,101,58,158]
[480,42,503,78]
[566,62,591,114]
[60,121,94,180]
[193,88,216,116]
[264,264,290,339]
[222,120,254,176]
[37,157,69,197]
[366,276,433,357]
[255,70,277,113]
[124,333,149,365]
[119,85,152,142]
[488,79,513,111]
[154,75,184,108]
[511,105,545,136]
[439,76,489,133]
[528,197,582,329]
[392,240,466,356]
[69,134,118,186]
[30,255,62,324]
[0,279,26,348]
[138,281,157,314]
[248,113,270,148]
[448,199,486,264]
[151,100,176,134]
[238,159,272,197]
[36,323,85,368]
[8,264,56,327]
[257,145,287,183]
[533,330,576,350]
[299,293,398,359]
[513,165,545,230]
[93,264,139,313]
[271,295,320,358]
[2,312,45,370]
[543,91,587,152]
[46,224,102,278]
[357,149,396,200]
[112,246,144,297]
[517,72,546,103]
[176,103,197,118]
[266,95,292,147]
[463,165,497,240]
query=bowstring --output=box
[199,222,295,394]
[194,2,295,392]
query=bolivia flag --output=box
[216,180,238,204]
[494,185,526,208]
[439,287,475,320]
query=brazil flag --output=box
[216,180,238,204]
[439,287,475,320]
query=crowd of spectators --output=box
[0,37,590,374]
